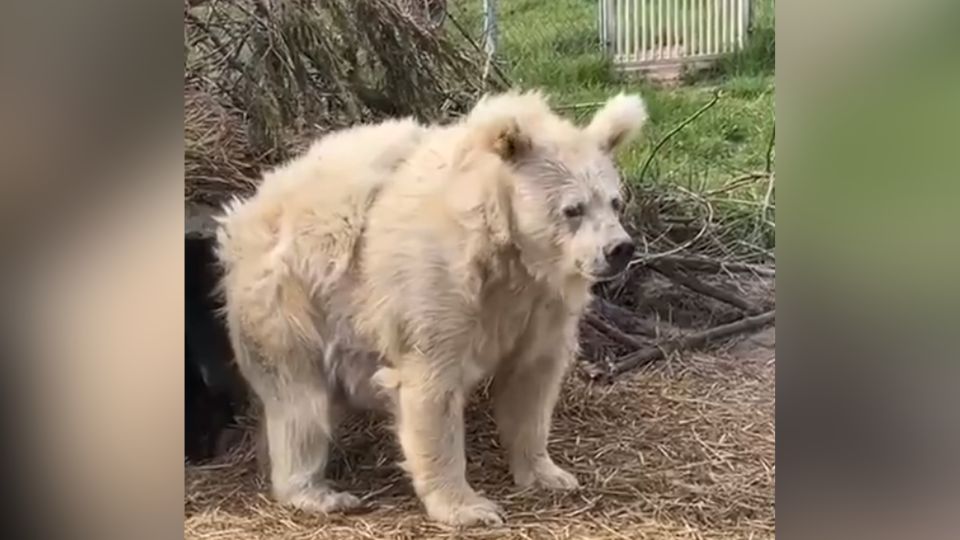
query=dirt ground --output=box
[185,328,775,540]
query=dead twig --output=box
[753,172,776,241]
[655,255,775,277]
[704,171,771,197]
[586,312,647,349]
[556,101,605,111]
[605,310,776,379]
[764,123,775,174]
[648,260,761,314]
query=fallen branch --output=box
[603,310,775,379]
[648,260,761,314]
[656,255,775,277]
[585,312,647,349]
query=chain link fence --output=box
[434,0,771,91]
[444,0,608,89]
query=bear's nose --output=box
[604,239,636,271]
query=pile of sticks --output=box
[582,254,775,382]
[575,90,776,382]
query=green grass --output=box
[449,0,775,255]
[450,0,775,187]
[450,0,615,88]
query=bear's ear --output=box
[458,114,532,164]
[489,118,532,162]
[585,93,648,153]
[462,90,548,163]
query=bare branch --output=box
[586,312,647,349]
[655,255,775,277]
[648,260,761,314]
[604,311,776,379]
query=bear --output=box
[214,90,648,526]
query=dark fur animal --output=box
[185,237,246,462]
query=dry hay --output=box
[184,6,777,533]
[184,0,489,205]
[183,161,777,537]
[185,84,261,204]
[184,340,775,540]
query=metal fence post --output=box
[482,0,498,83]
[602,0,617,57]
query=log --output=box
[604,310,776,379]
[656,255,775,277]
[649,260,761,314]
[585,311,647,349]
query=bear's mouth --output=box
[576,264,627,283]
[594,268,628,282]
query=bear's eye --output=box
[562,203,585,219]
[611,198,623,212]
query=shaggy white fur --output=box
[215,91,648,526]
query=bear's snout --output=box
[603,239,635,273]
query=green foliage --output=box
[447,0,776,256]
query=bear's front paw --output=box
[513,458,580,490]
[283,486,364,513]
[423,490,505,527]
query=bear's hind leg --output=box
[262,384,362,513]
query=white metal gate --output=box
[600,0,751,71]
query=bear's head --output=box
[461,90,648,289]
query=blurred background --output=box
[0,0,957,538]
[182,2,777,538]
